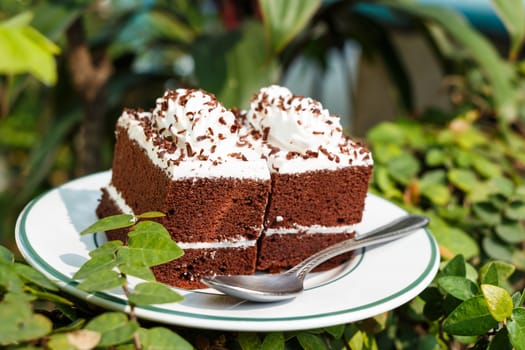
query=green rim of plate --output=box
[16,172,439,323]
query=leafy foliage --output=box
[2,0,525,349]
[0,212,189,349]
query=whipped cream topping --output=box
[119,109,269,180]
[152,89,257,162]
[248,85,343,153]
[247,85,373,173]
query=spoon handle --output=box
[289,214,429,281]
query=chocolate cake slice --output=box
[245,85,373,272]
[97,89,271,289]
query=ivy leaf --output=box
[73,254,117,280]
[481,284,513,321]
[118,232,183,266]
[118,262,155,281]
[0,300,52,345]
[128,221,171,239]
[261,332,285,350]
[80,214,135,235]
[507,308,525,350]
[89,240,123,258]
[128,282,183,306]
[438,276,480,301]
[443,296,499,336]
[76,270,125,292]
[259,0,322,53]
[13,263,58,291]
[136,211,165,219]
[137,327,193,350]
[85,312,139,347]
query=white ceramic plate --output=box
[15,171,439,332]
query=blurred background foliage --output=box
[2,0,525,348]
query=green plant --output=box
[0,212,192,349]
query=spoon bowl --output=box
[201,214,429,302]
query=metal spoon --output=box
[201,214,429,302]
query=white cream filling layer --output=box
[104,184,257,248]
[264,223,356,236]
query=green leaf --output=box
[137,327,193,350]
[487,327,513,350]
[24,286,73,306]
[136,211,165,219]
[487,177,515,198]
[443,296,499,336]
[119,222,183,267]
[481,284,513,321]
[73,254,117,280]
[0,12,60,85]
[386,154,420,185]
[472,154,502,178]
[128,220,171,239]
[76,270,125,292]
[12,263,58,291]
[472,202,501,225]
[442,254,466,277]
[261,332,285,350]
[495,220,525,243]
[481,262,500,286]
[505,200,525,220]
[483,237,513,261]
[237,332,261,350]
[373,166,403,199]
[48,330,101,350]
[297,332,328,350]
[0,245,14,264]
[259,0,322,53]
[80,214,135,235]
[448,169,480,193]
[323,324,345,338]
[480,261,515,285]
[128,282,183,306]
[438,276,479,300]
[0,300,52,345]
[507,308,525,350]
[0,263,24,293]
[118,262,155,281]
[89,240,123,258]
[491,0,525,59]
[85,312,139,347]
